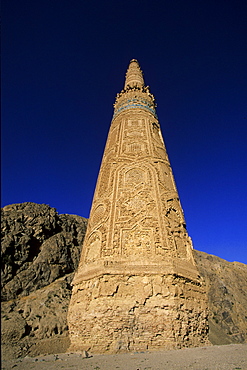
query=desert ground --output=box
[2,344,247,370]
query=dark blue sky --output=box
[2,0,247,263]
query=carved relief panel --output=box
[85,230,102,263]
[151,121,164,146]
[165,206,189,259]
[150,121,169,161]
[105,121,120,151]
[95,162,114,198]
[116,167,149,223]
[120,118,149,157]
[111,163,169,260]
[155,162,177,193]
[121,224,154,257]
[126,167,147,183]
[91,204,106,226]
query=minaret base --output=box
[68,272,208,354]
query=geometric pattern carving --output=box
[85,231,102,263]
[91,204,105,226]
[124,142,144,154]
[125,168,145,185]
[121,224,154,257]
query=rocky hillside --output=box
[1,202,247,360]
[1,203,87,360]
[194,250,247,345]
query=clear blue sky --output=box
[2,0,247,264]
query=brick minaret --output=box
[68,60,208,353]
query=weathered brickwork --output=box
[68,60,209,353]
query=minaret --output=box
[68,60,208,353]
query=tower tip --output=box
[124,59,144,89]
[130,58,139,63]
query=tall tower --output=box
[68,60,208,353]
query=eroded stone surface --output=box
[69,274,208,353]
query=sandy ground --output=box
[1,344,247,370]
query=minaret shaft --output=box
[68,60,208,353]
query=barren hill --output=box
[194,249,247,345]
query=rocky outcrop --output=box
[194,250,247,345]
[1,203,87,360]
[1,203,247,360]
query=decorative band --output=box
[113,103,157,119]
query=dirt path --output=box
[2,344,247,370]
